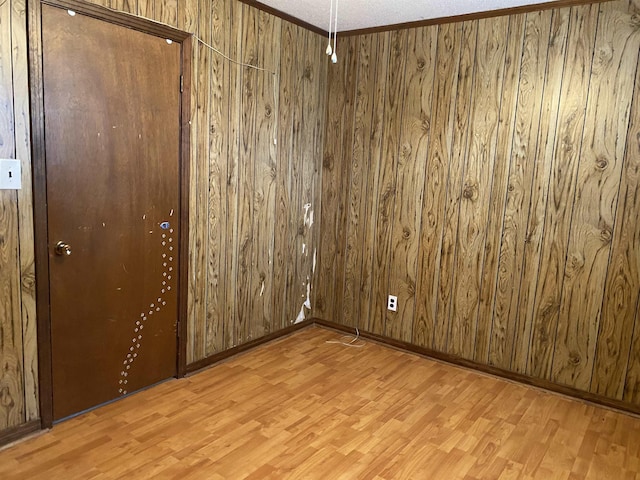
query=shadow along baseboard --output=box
[5,315,639,447]
[185,319,314,374]
[0,420,42,449]
[312,318,640,417]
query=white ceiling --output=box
[255,0,565,32]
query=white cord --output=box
[326,0,334,55]
[331,0,339,63]
[326,328,365,348]
[194,35,277,75]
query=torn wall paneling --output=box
[0,0,326,437]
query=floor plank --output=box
[1,326,640,479]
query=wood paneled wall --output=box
[0,0,326,434]
[0,0,38,433]
[317,0,640,406]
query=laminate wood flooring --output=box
[1,326,640,479]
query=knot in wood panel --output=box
[600,227,613,244]
[303,66,312,80]
[630,13,640,30]
[595,156,609,171]
[569,351,582,366]
[21,272,36,293]
[322,154,333,170]
[402,227,411,240]
[462,182,478,201]
[566,252,585,277]
[264,105,272,118]
[540,300,560,322]
[416,58,426,70]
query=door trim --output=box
[28,0,192,428]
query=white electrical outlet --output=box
[0,159,21,190]
[388,295,397,312]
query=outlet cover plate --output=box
[388,295,397,312]
[0,159,21,189]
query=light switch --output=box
[0,159,21,190]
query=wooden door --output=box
[42,5,182,420]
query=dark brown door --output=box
[42,5,182,420]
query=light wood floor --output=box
[2,326,640,479]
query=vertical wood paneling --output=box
[272,21,295,329]
[12,0,38,422]
[341,34,374,329]
[475,14,525,364]
[599,41,640,399]
[3,0,329,438]
[433,21,477,352]
[413,23,460,349]
[510,7,569,374]
[331,36,359,325]
[204,0,229,356]
[359,33,388,332]
[248,10,279,337]
[0,0,25,430]
[298,30,321,324]
[386,27,436,342]
[224,1,242,347]
[369,30,407,336]
[285,26,307,327]
[527,5,599,380]
[316,36,358,322]
[552,0,640,390]
[489,10,552,370]
[449,17,508,360]
[235,4,257,343]
[187,0,211,363]
[321,0,640,410]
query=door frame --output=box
[28,0,192,428]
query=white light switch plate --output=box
[0,159,21,189]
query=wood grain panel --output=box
[12,0,38,422]
[527,5,599,380]
[552,0,640,390]
[369,30,407,336]
[330,36,359,326]
[316,36,358,322]
[299,32,322,325]
[223,0,243,347]
[359,33,389,332]
[341,34,375,329]
[0,0,25,430]
[386,27,436,342]
[320,0,640,410]
[475,14,525,364]
[248,10,279,338]
[271,21,295,329]
[433,21,477,352]
[4,0,328,439]
[448,17,508,360]
[285,25,307,327]
[234,4,257,344]
[600,42,640,399]
[511,7,569,374]
[187,0,211,363]
[204,0,229,356]
[413,23,460,349]
[489,10,552,370]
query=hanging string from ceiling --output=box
[325,0,339,63]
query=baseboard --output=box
[0,420,42,449]
[313,318,640,417]
[185,319,314,374]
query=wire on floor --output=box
[326,328,365,348]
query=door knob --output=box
[55,241,72,256]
